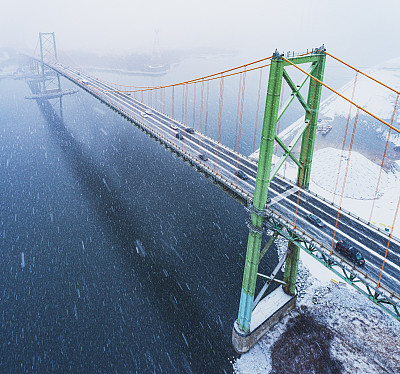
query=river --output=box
[0,55,280,373]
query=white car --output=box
[170,124,178,130]
[145,109,152,115]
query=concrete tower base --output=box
[232,287,297,354]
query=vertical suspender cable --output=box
[193,83,196,129]
[369,94,399,223]
[181,85,185,123]
[198,81,204,158]
[205,81,209,136]
[234,74,243,152]
[333,72,358,204]
[172,86,175,119]
[330,109,360,254]
[377,195,400,288]
[160,87,163,113]
[253,68,263,154]
[215,75,224,173]
[184,84,188,152]
[235,69,247,185]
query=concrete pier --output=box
[232,287,297,354]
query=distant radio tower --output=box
[146,30,164,70]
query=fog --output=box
[1,0,399,68]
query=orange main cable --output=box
[326,52,400,96]
[91,55,273,89]
[377,195,400,288]
[282,57,400,135]
[95,62,272,94]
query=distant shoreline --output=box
[84,65,170,77]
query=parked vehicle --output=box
[306,214,324,228]
[335,240,365,266]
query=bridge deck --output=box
[30,58,400,315]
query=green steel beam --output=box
[283,53,321,66]
[282,70,310,114]
[296,51,326,188]
[269,121,308,182]
[283,240,300,295]
[277,75,310,122]
[274,135,302,168]
[259,232,278,261]
[237,51,285,333]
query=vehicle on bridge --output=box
[145,109,152,115]
[335,240,365,266]
[199,154,208,161]
[185,127,195,134]
[170,124,178,130]
[175,132,184,140]
[236,170,248,180]
[306,214,324,228]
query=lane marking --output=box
[269,186,299,206]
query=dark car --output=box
[185,127,195,134]
[236,170,248,180]
[199,154,208,161]
[335,240,365,266]
[306,214,324,228]
[175,132,184,140]
[266,196,271,204]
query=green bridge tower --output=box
[234,46,326,351]
[38,32,61,93]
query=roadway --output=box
[37,60,400,301]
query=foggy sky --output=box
[1,0,399,67]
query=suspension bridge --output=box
[26,32,400,353]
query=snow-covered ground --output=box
[233,242,400,373]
